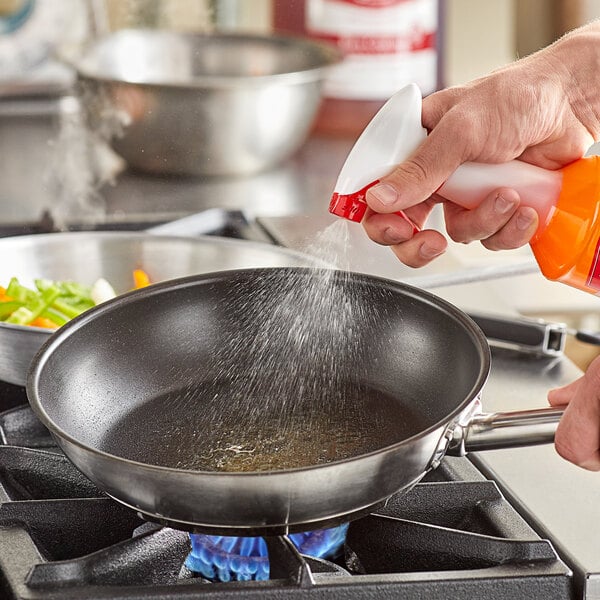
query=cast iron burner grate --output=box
[0,385,574,600]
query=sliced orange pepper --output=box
[30,317,59,329]
[133,269,151,289]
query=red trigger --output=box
[329,179,420,234]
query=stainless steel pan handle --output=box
[447,407,564,455]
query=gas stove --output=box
[0,208,591,599]
[0,379,573,600]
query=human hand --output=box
[548,355,600,470]
[363,22,600,267]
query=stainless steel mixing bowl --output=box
[71,29,341,176]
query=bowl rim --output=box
[68,29,343,90]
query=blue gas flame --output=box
[185,524,348,582]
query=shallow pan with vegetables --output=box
[0,231,317,386]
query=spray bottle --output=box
[329,84,600,295]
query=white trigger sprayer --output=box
[329,83,600,296]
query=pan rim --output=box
[26,267,491,478]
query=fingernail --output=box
[369,183,399,206]
[419,243,444,259]
[516,207,537,230]
[495,194,516,214]
[382,223,412,244]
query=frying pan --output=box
[27,268,563,535]
[0,229,319,386]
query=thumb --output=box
[552,360,600,470]
[365,116,469,213]
[548,378,581,407]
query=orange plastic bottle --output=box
[438,157,600,295]
[526,158,600,294]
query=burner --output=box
[185,524,349,582]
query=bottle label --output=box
[306,0,438,100]
[586,236,600,291]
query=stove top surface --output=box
[0,382,574,600]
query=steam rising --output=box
[46,85,125,229]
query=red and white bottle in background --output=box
[273,0,442,137]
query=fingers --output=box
[443,188,538,249]
[481,207,538,250]
[548,378,581,407]
[549,357,600,471]
[443,188,519,243]
[390,230,448,268]
[363,185,537,271]
[362,211,418,246]
[362,210,448,267]
[362,197,436,243]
